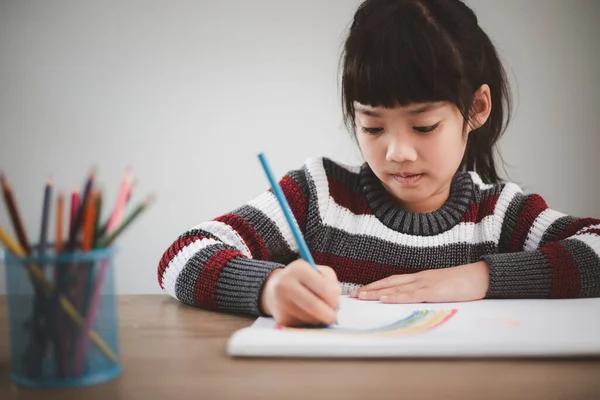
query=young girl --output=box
[157,0,600,327]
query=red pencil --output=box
[70,188,80,239]
[56,194,64,254]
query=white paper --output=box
[227,296,600,358]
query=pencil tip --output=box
[145,194,156,205]
[47,176,53,186]
[0,173,8,189]
[126,167,133,183]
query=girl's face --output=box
[355,87,490,213]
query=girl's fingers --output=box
[356,273,419,296]
[283,299,324,326]
[358,282,425,301]
[380,288,428,304]
[291,284,337,325]
[299,265,341,310]
[357,287,398,300]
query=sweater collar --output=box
[358,164,473,236]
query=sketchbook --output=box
[227,296,600,358]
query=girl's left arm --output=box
[483,190,600,299]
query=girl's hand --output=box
[350,261,490,303]
[260,259,341,326]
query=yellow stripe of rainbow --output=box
[275,309,457,337]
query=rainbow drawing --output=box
[275,309,457,337]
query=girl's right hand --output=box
[259,259,341,327]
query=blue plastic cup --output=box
[3,245,122,387]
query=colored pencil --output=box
[0,225,26,257]
[82,192,98,251]
[50,192,65,376]
[67,170,94,251]
[92,191,103,248]
[127,179,136,205]
[257,154,338,324]
[58,187,80,376]
[83,191,102,313]
[70,189,80,238]
[39,177,53,254]
[257,153,317,271]
[56,194,64,254]
[73,194,153,375]
[54,193,64,295]
[21,178,53,377]
[74,192,98,307]
[107,167,132,234]
[96,194,154,248]
[68,191,98,375]
[96,169,133,240]
[83,190,102,315]
[61,170,93,376]
[1,173,31,255]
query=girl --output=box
[157,0,600,327]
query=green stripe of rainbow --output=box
[275,309,457,337]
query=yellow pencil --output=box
[0,224,26,257]
[0,224,118,363]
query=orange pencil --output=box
[67,168,94,251]
[82,192,98,251]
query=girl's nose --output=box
[385,135,418,164]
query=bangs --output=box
[342,1,467,116]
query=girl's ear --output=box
[468,84,492,132]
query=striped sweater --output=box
[157,157,600,315]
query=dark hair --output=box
[341,0,512,184]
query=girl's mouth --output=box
[392,173,424,187]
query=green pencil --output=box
[96,194,154,248]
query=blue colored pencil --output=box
[257,153,317,271]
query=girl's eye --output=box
[361,127,384,135]
[414,122,440,134]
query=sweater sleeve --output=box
[156,165,311,315]
[482,186,600,298]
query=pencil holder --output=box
[3,245,122,387]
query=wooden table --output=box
[1,295,600,399]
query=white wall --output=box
[1,0,598,295]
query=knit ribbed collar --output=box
[358,163,474,236]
